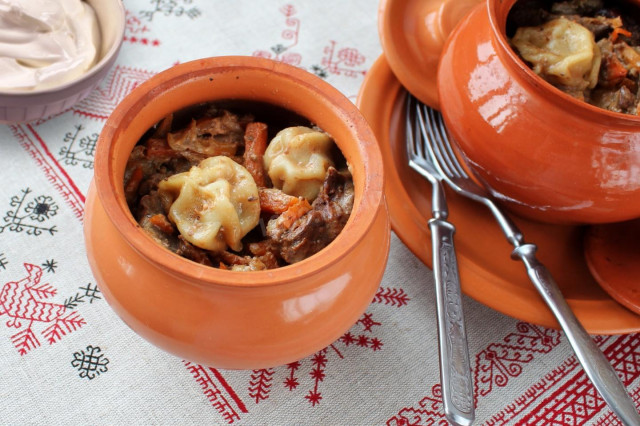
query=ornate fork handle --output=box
[420,103,639,424]
[429,182,474,426]
[491,202,640,425]
[407,95,475,425]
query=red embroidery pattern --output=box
[357,312,381,332]
[183,361,248,424]
[594,386,640,425]
[72,65,156,121]
[386,385,448,426]
[387,322,562,424]
[390,332,640,425]
[0,264,85,355]
[252,4,302,66]
[484,358,581,425]
[475,323,561,397]
[284,361,301,390]
[519,334,640,426]
[374,287,410,307]
[248,311,385,409]
[305,350,329,406]
[185,289,410,421]
[11,125,85,220]
[321,40,367,78]
[124,10,160,46]
[248,368,274,403]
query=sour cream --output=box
[0,0,101,91]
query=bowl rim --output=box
[0,0,126,97]
[94,55,386,288]
[487,0,640,125]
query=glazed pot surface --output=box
[85,56,390,369]
[85,182,389,369]
[437,0,640,224]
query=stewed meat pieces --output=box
[267,167,354,264]
[124,106,353,270]
[509,0,640,114]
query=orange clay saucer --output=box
[356,55,640,334]
[584,219,640,316]
[377,0,482,109]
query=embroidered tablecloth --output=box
[1,1,639,424]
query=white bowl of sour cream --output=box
[0,0,125,123]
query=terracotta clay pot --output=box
[84,56,390,369]
[437,0,640,224]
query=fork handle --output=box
[512,244,640,425]
[429,217,475,426]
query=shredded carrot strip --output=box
[611,27,632,43]
[243,122,268,187]
[605,56,628,83]
[259,188,297,214]
[279,198,312,229]
[146,138,179,158]
[149,214,174,235]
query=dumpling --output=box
[511,17,601,91]
[158,156,260,252]
[263,126,334,201]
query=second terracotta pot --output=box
[438,0,640,224]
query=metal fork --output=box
[417,102,640,425]
[405,94,475,426]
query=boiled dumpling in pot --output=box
[511,17,601,91]
[263,126,335,202]
[158,156,260,252]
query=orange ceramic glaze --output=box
[357,55,640,334]
[437,0,640,224]
[585,219,640,316]
[84,56,390,369]
[378,0,482,109]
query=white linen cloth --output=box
[0,1,638,424]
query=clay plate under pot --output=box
[357,54,640,334]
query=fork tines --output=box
[418,104,467,180]
[405,94,439,181]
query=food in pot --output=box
[0,0,101,91]
[508,0,640,114]
[158,156,261,253]
[264,126,335,201]
[124,102,354,271]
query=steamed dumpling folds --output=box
[511,17,601,91]
[263,126,335,201]
[158,156,260,252]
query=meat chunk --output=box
[124,144,193,207]
[175,236,214,266]
[136,192,177,249]
[135,192,213,266]
[167,110,245,157]
[550,0,603,15]
[267,167,354,264]
[213,250,275,271]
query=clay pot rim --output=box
[487,0,640,125]
[94,56,385,288]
